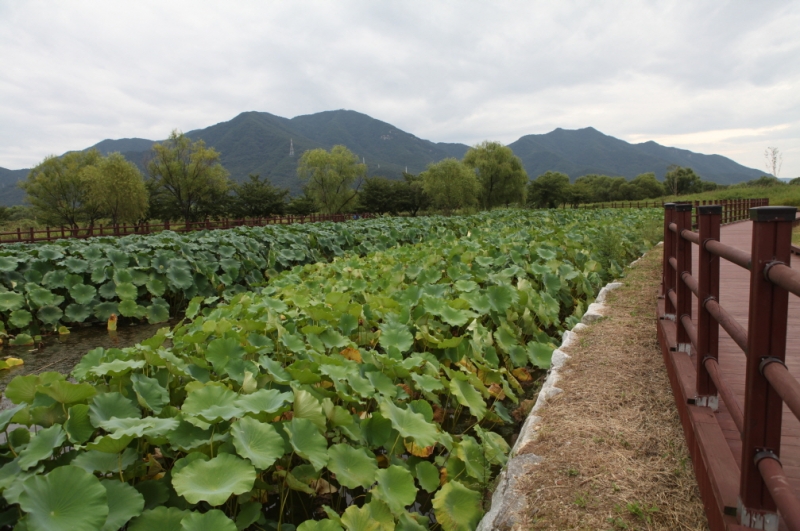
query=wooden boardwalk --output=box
[657,218,800,530]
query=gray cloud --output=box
[1,0,799,176]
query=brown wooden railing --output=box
[662,201,800,531]
[573,198,768,224]
[0,213,377,245]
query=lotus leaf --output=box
[172,453,255,506]
[93,301,118,321]
[293,388,326,430]
[73,448,138,473]
[68,283,96,305]
[235,388,292,415]
[39,380,96,404]
[101,479,145,531]
[146,277,166,296]
[415,461,440,493]
[166,266,193,290]
[146,302,170,323]
[378,322,413,353]
[128,507,189,531]
[432,480,482,531]
[230,416,285,469]
[88,392,141,428]
[379,400,438,448]
[86,434,135,453]
[298,519,344,531]
[5,373,63,404]
[64,257,88,273]
[19,466,108,531]
[0,291,24,311]
[115,282,138,301]
[36,305,63,326]
[205,337,246,373]
[97,417,179,438]
[284,417,328,471]
[327,444,378,489]
[527,341,553,369]
[373,465,418,515]
[449,374,486,420]
[98,281,118,299]
[89,358,146,377]
[182,385,242,422]
[9,309,33,328]
[0,256,19,272]
[64,303,91,322]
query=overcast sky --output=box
[1,1,799,177]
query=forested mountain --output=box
[0,110,765,206]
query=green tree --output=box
[357,177,406,215]
[20,149,103,228]
[527,171,570,208]
[398,172,429,216]
[147,130,231,222]
[462,141,528,209]
[421,158,481,214]
[286,190,317,216]
[84,152,148,225]
[0,206,9,223]
[297,145,366,214]
[230,174,289,218]
[663,166,702,196]
[629,172,664,199]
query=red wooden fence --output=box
[0,213,377,245]
[659,200,800,531]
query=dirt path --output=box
[519,246,708,530]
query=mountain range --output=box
[0,110,765,206]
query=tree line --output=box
[14,129,781,228]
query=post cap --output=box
[749,206,797,222]
[675,203,693,212]
[698,205,723,215]
[664,203,676,210]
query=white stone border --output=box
[477,262,642,530]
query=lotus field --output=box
[0,209,660,531]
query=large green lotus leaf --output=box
[281,333,306,352]
[182,385,243,422]
[89,358,146,377]
[297,519,344,531]
[113,268,134,285]
[0,256,19,272]
[474,425,510,466]
[118,299,145,318]
[284,417,328,471]
[486,285,516,313]
[86,434,134,453]
[88,392,141,428]
[180,509,237,531]
[73,448,138,474]
[97,417,179,438]
[101,480,145,531]
[115,282,138,301]
[98,281,118,300]
[415,461,440,493]
[107,250,129,269]
[526,341,553,369]
[460,291,491,314]
[439,305,476,327]
[319,328,349,349]
[450,374,486,420]
[146,302,170,324]
[37,305,63,326]
[10,309,33,328]
[131,270,150,286]
[131,373,169,414]
[230,416,285,469]
[0,291,24,311]
[454,280,478,293]
[18,425,66,470]
[68,283,97,305]
[432,480,482,531]
[39,380,96,405]
[93,302,119,321]
[145,278,166,297]
[19,465,108,531]
[293,388,326,431]
[379,400,438,448]
[410,373,445,394]
[6,373,63,405]
[340,500,394,531]
[64,404,94,444]
[64,303,92,323]
[205,337,246,373]
[235,389,293,415]
[172,453,256,506]
[166,266,193,290]
[128,507,189,531]
[43,269,69,288]
[379,322,413,353]
[327,444,378,489]
[455,435,487,482]
[397,513,429,531]
[0,403,26,432]
[373,465,417,515]
[258,356,292,383]
[64,257,89,274]
[91,265,110,284]
[494,327,518,355]
[28,287,56,308]
[71,347,105,380]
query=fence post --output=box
[695,205,721,404]
[738,206,797,528]
[29,227,34,242]
[17,227,21,242]
[674,203,693,352]
[663,203,676,317]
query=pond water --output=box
[0,322,172,398]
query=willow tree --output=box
[20,149,103,228]
[85,153,148,225]
[297,145,365,214]
[147,130,230,222]
[421,158,480,214]
[463,141,528,209]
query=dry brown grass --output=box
[518,247,708,531]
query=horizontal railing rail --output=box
[0,212,378,245]
[662,199,800,531]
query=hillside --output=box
[0,111,766,205]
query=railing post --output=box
[675,203,693,352]
[738,206,797,529]
[695,205,721,405]
[663,203,676,317]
